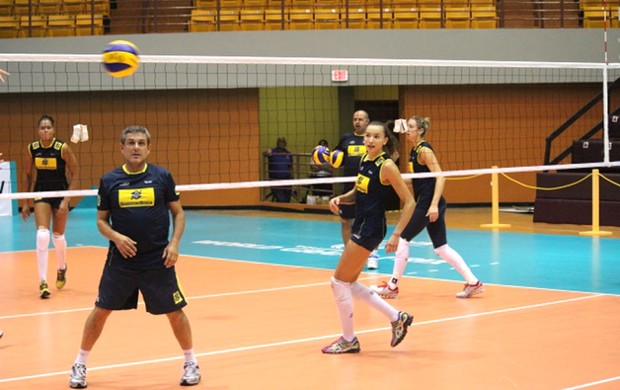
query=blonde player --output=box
[371,116,484,299]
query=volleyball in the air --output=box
[312,145,330,165]
[102,40,140,78]
[329,149,344,168]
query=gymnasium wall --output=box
[1,29,617,207]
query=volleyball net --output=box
[1,53,620,211]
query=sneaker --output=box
[370,281,399,299]
[56,265,67,289]
[390,311,413,347]
[321,336,361,354]
[456,281,485,298]
[69,363,87,389]
[366,253,379,270]
[39,281,51,299]
[180,362,201,386]
[0,330,3,339]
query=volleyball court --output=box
[0,53,619,388]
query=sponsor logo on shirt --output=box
[118,187,155,208]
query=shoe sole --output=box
[69,382,87,389]
[370,287,398,299]
[321,347,361,354]
[391,313,414,347]
[456,286,485,299]
[40,291,51,299]
[180,378,201,386]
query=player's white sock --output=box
[434,244,478,284]
[330,277,355,342]
[183,348,198,364]
[351,282,399,322]
[36,229,50,282]
[52,233,67,271]
[389,237,410,289]
[75,349,90,365]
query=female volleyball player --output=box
[21,115,79,298]
[371,116,484,299]
[322,121,415,354]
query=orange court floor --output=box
[0,207,619,389]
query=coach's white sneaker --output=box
[69,363,87,389]
[180,362,201,386]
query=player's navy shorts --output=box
[95,249,188,315]
[34,196,64,209]
[350,214,386,251]
[351,234,383,252]
[339,203,356,220]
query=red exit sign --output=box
[331,69,348,82]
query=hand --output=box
[113,234,138,259]
[163,242,180,268]
[0,69,9,83]
[384,234,399,254]
[328,196,341,215]
[426,205,439,223]
[21,205,30,221]
[55,199,70,217]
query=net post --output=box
[579,169,613,236]
[480,166,511,229]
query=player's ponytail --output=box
[369,121,399,157]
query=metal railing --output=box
[4,0,618,38]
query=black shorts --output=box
[339,203,356,220]
[34,196,63,209]
[351,234,383,252]
[95,250,188,315]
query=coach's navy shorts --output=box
[95,249,187,315]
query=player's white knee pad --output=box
[350,281,368,300]
[396,237,410,260]
[36,229,50,250]
[434,244,450,258]
[52,234,66,248]
[331,276,351,303]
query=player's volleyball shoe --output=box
[456,281,485,298]
[39,281,51,299]
[390,311,413,347]
[180,362,201,386]
[321,336,361,354]
[56,265,67,289]
[366,253,379,270]
[69,363,87,388]
[370,281,399,299]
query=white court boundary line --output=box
[564,376,620,389]
[0,293,611,385]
